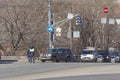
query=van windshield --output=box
[82,51,95,54]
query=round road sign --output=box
[104,7,108,13]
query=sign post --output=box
[48,0,54,49]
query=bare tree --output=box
[0,0,118,56]
[0,0,48,55]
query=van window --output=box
[82,50,96,54]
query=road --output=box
[37,74,120,80]
[0,61,120,80]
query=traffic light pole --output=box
[48,0,79,49]
[48,0,53,49]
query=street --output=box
[37,74,120,80]
[0,61,120,80]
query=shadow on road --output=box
[0,60,18,64]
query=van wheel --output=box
[65,57,71,62]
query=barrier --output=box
[1,56,28,61]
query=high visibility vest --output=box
[29,48,35,52]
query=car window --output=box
[82,51,93,54]
[111,52,118,56]
[48,49,57,53]
[98,51,109,56]
[58,49,63,54]
[98,52,108,55]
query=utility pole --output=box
[69,17,72,50]
[48,0,53,49]
[69,7,73,51]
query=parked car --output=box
[40,48,75,62]
[110,51,120,63]
[97,50,110,62]
[80,49,98,62]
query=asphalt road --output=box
[37,74,120,80]
[0,61,120,80]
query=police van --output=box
[80,47,98,62]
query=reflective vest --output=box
[29,48,35,52]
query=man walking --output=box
[27,46,36,63]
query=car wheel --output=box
[65,57,71,62]
[41,60,46,62]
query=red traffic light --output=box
[104,7,108,13]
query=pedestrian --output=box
[27,46,36,63]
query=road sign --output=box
[73,31,80,38]
[116,19,120,25]
[47,25,54,32]
[101,18,107,24]
[109,18,115,24]
[56,27,61,33]
[104,7,108,13]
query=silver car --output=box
[110,51,120,63]
[80,50,98,62]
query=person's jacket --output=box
[27,48,36,57]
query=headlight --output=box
[47,54,52,56]
[106,56,109,59]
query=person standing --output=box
[27,46,36,63]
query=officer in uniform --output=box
[27,46,36,63]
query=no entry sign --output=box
[104,7,108,13]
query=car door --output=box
[57,49,63,61]
[58,48,67,61]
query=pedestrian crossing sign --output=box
[47,25,54,32]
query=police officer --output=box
[27,46,36,63]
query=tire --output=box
[41,60,46,62]
[65,57,71,62]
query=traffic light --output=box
[51,12,54,25]
[76,15,83,25]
